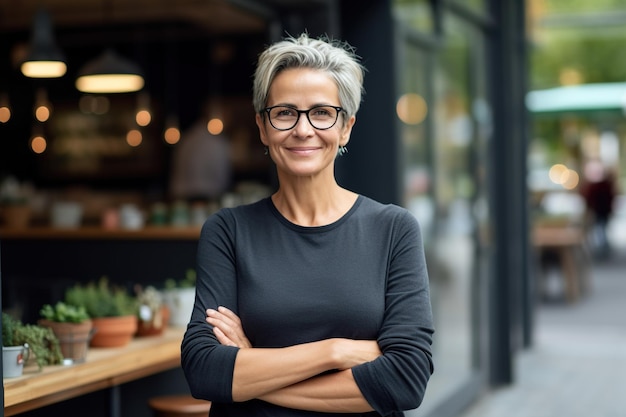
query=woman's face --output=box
[256,68,355,180]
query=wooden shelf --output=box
[0,226,201,240]
[3,327,186,416]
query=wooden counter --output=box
[0,226,201,241]
[3,327,186,416]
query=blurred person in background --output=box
[580,159,617,259]
[169,101,231,204]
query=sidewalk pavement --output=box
[456,239,626,417]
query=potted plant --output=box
[64,277,138,348]
[135,285,169,337]
[0,176,32,229]
[162,269,196,327]
[39,301,93,362]
[2,312,63,377]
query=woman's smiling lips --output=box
[287,146,321,155]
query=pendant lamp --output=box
[20,8,67,78]
[75,49,145,94]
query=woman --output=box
[181,33,434,416]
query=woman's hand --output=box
[206,306,252,348]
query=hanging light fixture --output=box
[75,49,144,94]
[20,8,67,78]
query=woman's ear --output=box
[340,115,356,147]
[256,113,268,146]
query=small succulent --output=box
[40,301,90,323]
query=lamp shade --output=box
[75,49,145,93]
[20,8,67,78]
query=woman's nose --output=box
[292,113,315,138]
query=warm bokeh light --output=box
[548,163,580,189]
[30,135,47,154]
[126,129,142,147]
[562,169,579,190]
[0,106,10,123]
[548,163,568,184]
[164,127,181,145]
[35,105,50,122]
[396,93,428,125]
[207,118,224,135]
[21,61,67,78]
[76,74,144,94]
[136,109,151,126]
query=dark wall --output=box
[338,0,399,205]
[1,238,197,324]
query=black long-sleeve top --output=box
[181,195,434,416]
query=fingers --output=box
[213,326,237,347]
[206,306,252,348]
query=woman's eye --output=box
[276,108,296,117]
[312,108,331,117]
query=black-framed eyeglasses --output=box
[263,105,344,131]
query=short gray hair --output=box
[252,33,365,120]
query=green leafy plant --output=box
[40,301,90,323]
[2,311,19,347]
[164,268,196,290]
[2,312,64,369]
[65,277,137,318]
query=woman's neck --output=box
[271,176,357,227]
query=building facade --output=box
[0,1,530,416]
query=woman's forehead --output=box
[268,68,338,104]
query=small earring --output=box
[264,146,269,155]
[337,145,348,156]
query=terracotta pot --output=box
[90,315,138,347]
[136,306,170,337]
[39,319,93,362]
[1,205,32,229]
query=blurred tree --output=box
[528,0,626,89]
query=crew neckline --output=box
[266,194,363,232]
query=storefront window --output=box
[396,9,491,415]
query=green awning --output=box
[526,82,626,114]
